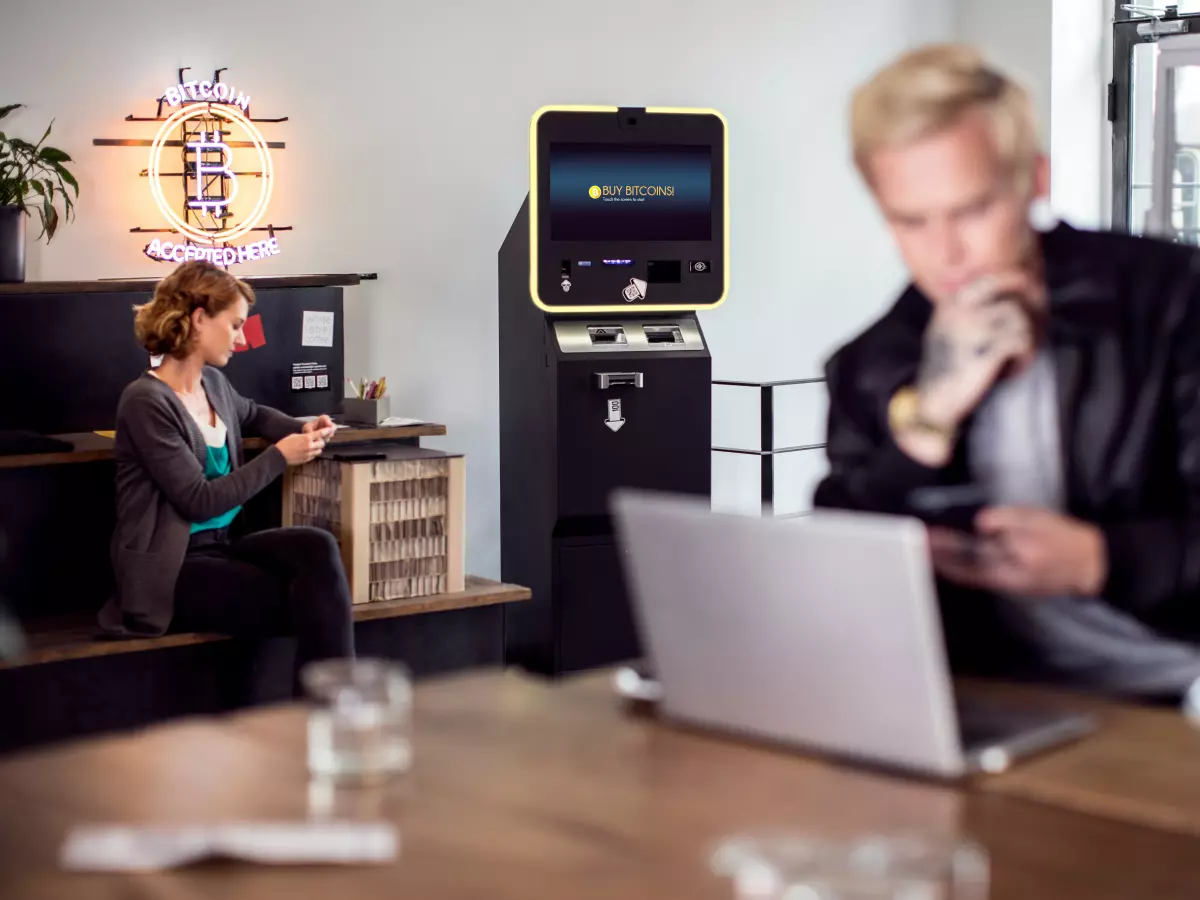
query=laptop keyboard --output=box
[955,699,1067,750]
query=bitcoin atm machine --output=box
[499,105,727,675]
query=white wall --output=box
[1050,0,1108,228]
[957,0,1110,229]
[5,0,956,572]
[957,0,1054,146]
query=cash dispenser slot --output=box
[595,372,644,389]
[643,324,683,345]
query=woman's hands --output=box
[276,431,327,466]
[302,414,337,438]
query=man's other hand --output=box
[929,506,1107,598]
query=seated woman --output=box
[98,260,354,689]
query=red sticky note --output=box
[235,314,266,352]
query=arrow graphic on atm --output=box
[606,398,625,432]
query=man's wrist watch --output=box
[888,386,956,440]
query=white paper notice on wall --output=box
[301,311,335,348]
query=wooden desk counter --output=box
[0,423,448,470]
[2,671,1199,899]
[0,274,365,295]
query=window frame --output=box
[1111,11,1200,230]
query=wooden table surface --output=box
[979,685,1200,839]
[2,670,1200,899]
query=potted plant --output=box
[0,104,79,283]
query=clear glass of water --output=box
[711,833,989,900]
[302,658,413,784]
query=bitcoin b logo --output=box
[148,100,273,245]
[185,131,239,218]
[588,184,602,199]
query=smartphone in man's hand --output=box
[908,483,988,532]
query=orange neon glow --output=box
[148,102,275,245]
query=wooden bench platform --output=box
[0,423,448,470]
[1,576,530,671]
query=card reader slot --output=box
[588,326,627,346]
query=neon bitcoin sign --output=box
[162,80,251,110]
[147,100,275,248]
[93,70,289,266]
[143,236,280,265]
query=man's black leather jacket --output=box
[814,223,1200,660]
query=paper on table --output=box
[379,417,425,428]
[60,821,399,872]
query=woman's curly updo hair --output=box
[133,260,255,358]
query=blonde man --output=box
[814,44,1200,701]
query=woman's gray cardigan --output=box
[97,368,302,637]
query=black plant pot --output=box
[0,206,25,283]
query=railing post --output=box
[711,378,826,518]
[760,384,774,516]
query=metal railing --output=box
[712,378,827,515]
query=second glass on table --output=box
[712,833,989,900]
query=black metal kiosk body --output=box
[499,106,727,675]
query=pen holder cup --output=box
[342,397,391,426]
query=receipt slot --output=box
[499,106,726,675]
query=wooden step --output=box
[0,423,448,470]
[0,576,529,671]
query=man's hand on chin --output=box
[928,506,1108,598]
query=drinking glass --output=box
[711,833,989,900]
[302,658,413,784]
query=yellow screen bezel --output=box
[528,104,729,314]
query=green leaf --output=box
[34,120,52,152]
[29,179,44,197]
[52,161,78,197]
[43,192,56,241]
[0,104,23,122]
[38,146,70,163]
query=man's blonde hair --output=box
[850,44,1041,187]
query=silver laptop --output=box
[611,490,1097,778]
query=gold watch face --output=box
[888,387,919,430]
